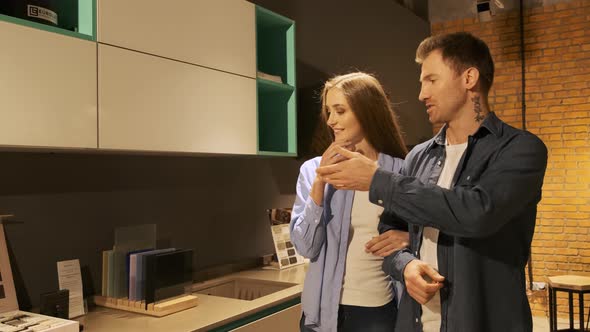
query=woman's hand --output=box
[319,140,354,168]
[310,141,354,205]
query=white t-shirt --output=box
[421,141,468,331]
[340,190,393,306]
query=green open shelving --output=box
[0,0,95,41]
[256,6,297,156]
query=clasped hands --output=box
[316,143,378,191]
[318,142,408,257]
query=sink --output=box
[191,277,298,301]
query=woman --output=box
[290,72,409,332]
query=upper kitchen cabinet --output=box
[0,0,95,40]
[0,20,97,149]
[98,2,295,156]
[256,6,296,156]
[98,0,256,78]
[98,44,257,154]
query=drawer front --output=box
[230,304,301,332]
[98,44,257,154]
[0,21,97,148]
[98,0,256,78]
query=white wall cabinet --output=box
[98,44,257,154]
[98,0,256,79]
[0,21,97,149]
[0,0,294,155]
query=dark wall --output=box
[1,0,432,309]
[0,152,301,308]
[250,0,433,155]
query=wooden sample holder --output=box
[93,294,198,317]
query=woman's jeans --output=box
[300,300,398,332]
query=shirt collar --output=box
[427,112,502,151]
[478,111,503,137]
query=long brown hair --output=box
[320,72,407,158]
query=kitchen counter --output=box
[77,264,307,332]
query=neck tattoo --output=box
[472,95,484,122]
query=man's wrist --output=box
[369,168,387,205]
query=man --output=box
[316,32,547,331]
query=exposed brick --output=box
[572,104,590,111]
[564,111,590,119]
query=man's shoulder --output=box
[407,137,437,160]
[498,120,547,153]
[409,138,436,153]
[398,137,438,175]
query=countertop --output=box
[76,263,307,332]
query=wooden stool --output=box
[548,275,590,331]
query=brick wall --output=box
[430,0,590,319]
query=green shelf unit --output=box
[257,78,297,156]
[0,0,95,41]
[256,6,296,156]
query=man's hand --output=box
[316,147,378,191]
[403,260,445,305]
[319,141,353,168]
[365,230,409,257]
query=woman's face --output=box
[325,87,363,143]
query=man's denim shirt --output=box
[371,112,548,332]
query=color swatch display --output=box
[267,208,305,269]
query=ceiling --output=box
[394,0,429,21]
[396,0,565,23]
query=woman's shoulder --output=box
[299,156,322,176]
[301,156,322,168]
[378,153,404,173]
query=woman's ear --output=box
[464,67,480,90]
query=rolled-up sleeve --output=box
[383,249,416,282]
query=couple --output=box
[290,32,548,332]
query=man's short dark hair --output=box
[416,32,495,95]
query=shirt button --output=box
[467,175,471,181]
[415,318,419,323]
[378,199,383,205]
[436,160,442,166]
[415,251,418,256]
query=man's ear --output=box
[464,67,480,90]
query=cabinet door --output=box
[231,304,301,332]
[98,0,256,78]
[0,21,97,148]
[98,44,257,155]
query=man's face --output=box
[418,50,468,124]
